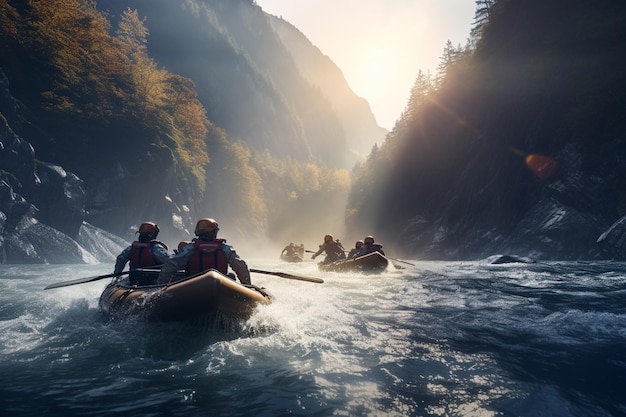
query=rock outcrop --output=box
[0,70,126,263]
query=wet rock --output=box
[485,254,535,264]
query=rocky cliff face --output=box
[397,143,626,261]
[0,70,127,263]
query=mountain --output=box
[266,14,388,165]
[3,0,625,264]
[100,0,364,169]
[0,0,370,262]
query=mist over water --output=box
[1,260,625,416]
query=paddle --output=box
[250,268,324,284]
[385,256,416,267]
[44,267,162,290]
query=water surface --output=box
[1,259,624,416]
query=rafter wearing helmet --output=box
[113,222,170,285]
[157,218,251,285]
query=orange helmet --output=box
[364,235,375,244]
[195,218,219,235]
[177,240,190,251]
[138,222,159,236]
[324,234,333,242]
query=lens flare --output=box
[510,147,557,181]
[525,154,558,181]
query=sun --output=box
[365,57,392,78]
[350,46,397,88]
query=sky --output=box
[255,0,476,130]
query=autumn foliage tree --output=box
[0,0,208,193]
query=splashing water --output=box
[1,259,625,416]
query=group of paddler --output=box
[281,234,416,270]
[113,218,252,286]
[41,224,412,323]
[280,234,386,265]
[45,218,323,291]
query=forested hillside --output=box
[0,1,210,238]
[0,0,378,261]
[348,0,626,260]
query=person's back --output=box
[282,243,297,257]
[312,234,346,263]
[114,222,170,285]
[186,237,229,276]
[348,240,364,259]
[157,218,251,285]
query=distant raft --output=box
[318,251,389,274]
[280,252,304,263]
[280,243,305,263]
[99,269,271,322]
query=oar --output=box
[43,266,162,290]
[44,272,124,290]
[250,268,324,284]
[385,256,416,267]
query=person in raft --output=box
[174,240,190,255]
[347,240,364,259]
[157,218,251,285]
[355,235,385,257]
[281,242,304,259]
[311,234,346,264]
[114,221,170,285]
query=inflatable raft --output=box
[318,251,389,274]
[280,253,304,263]
[98,269,271,322]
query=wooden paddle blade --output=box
[250,268,324,283]
[44,272,118,290]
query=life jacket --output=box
[361,243,384,256]
[187,238,228,275]
[129,240,165,284]
[130,240,163,269]
[325,241,346,260]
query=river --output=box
[1,259,625,416]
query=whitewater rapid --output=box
[1,259,625,416]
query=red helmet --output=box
[195,218,219,235]
[177,240,190,251]
[138,222,159,236]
